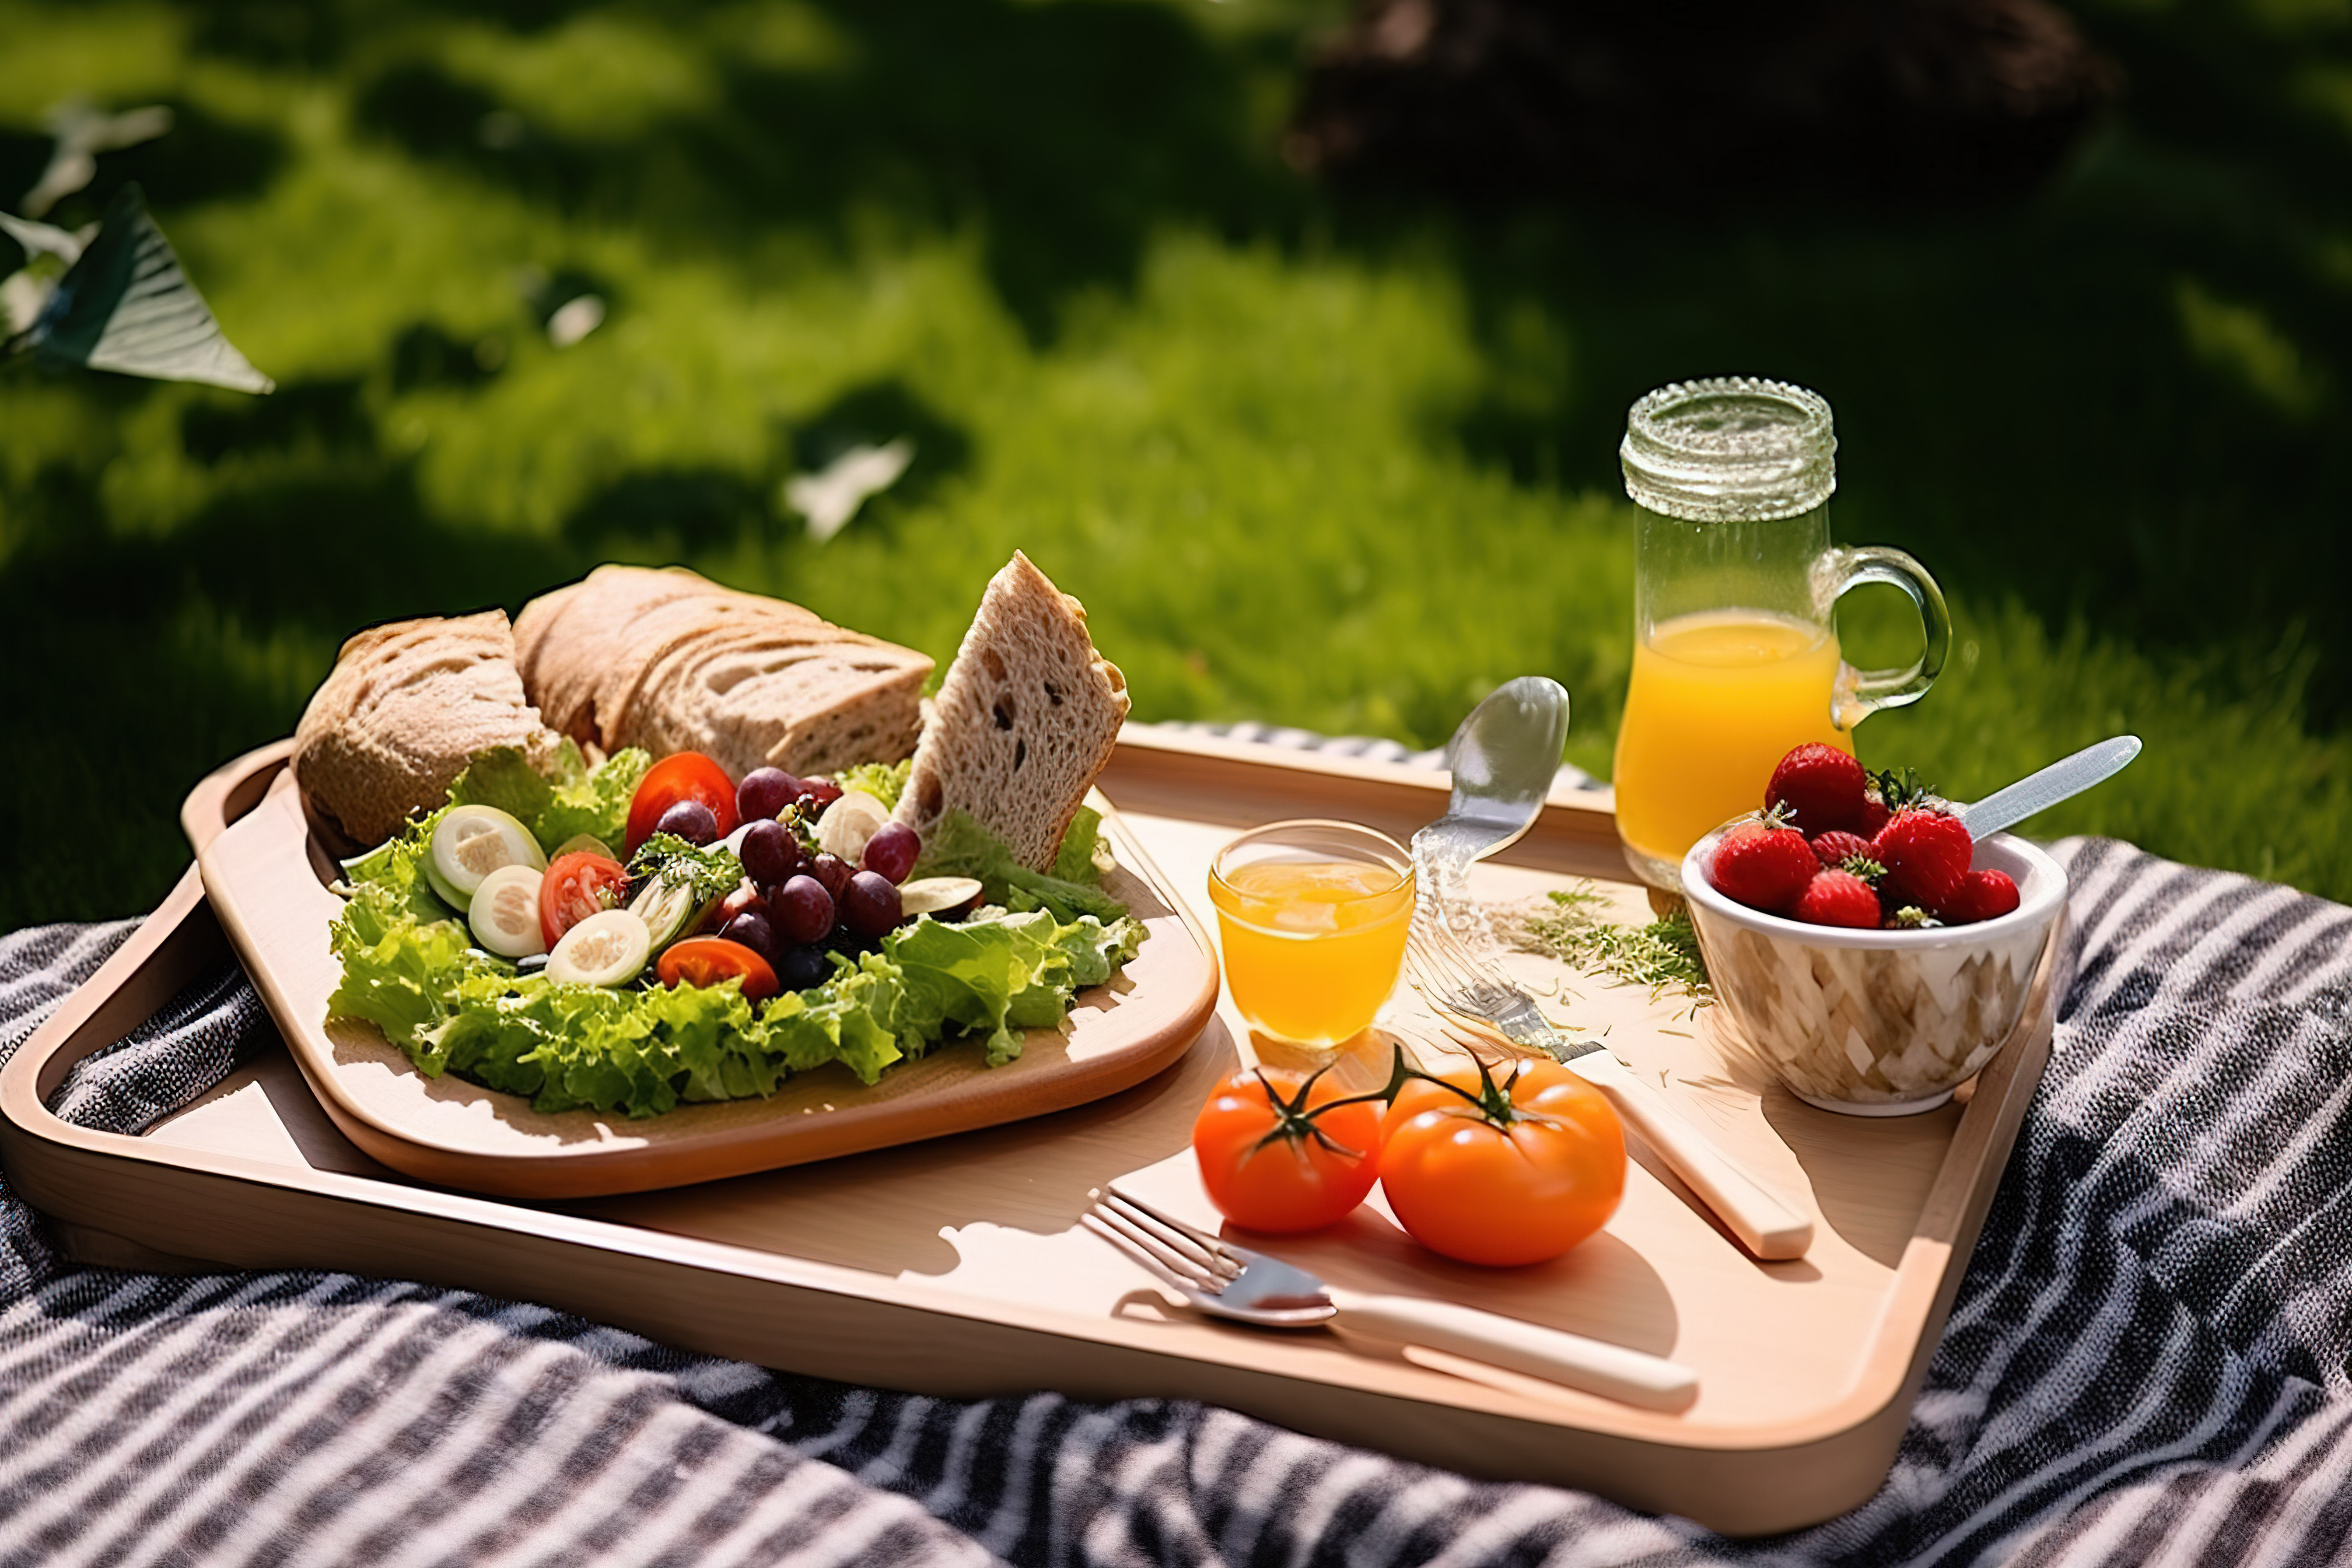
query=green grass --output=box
[5,0,2352,927]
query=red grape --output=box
[809,852,853,900]
[795,779,843,816]
[772,875,835,945]
[843,871,903,937]
[737,768,802,823]
[655,799,719,846]
[861,822,920,884]
[738,819,805,891]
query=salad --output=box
[327,743,1147,1119]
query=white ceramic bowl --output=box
[1680,826,2066,1116]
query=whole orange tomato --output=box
[1192,1066,1383,1232]
[1378,1057,1625,1266]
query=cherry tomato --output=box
[539,851,630,950]
[1191,1066,1382,1233]
[626,752,739,855]
[655,937,779,1002]
[1378,1058,1625,1267]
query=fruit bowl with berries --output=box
[1679,745,2067,1116]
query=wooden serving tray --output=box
[0,730,2064,1536]
[194,757,1219,1198]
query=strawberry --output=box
[1809,830,1880,875]
[1872,807,1975,911]
[1792,869,1882,929]
[1709,810,1818,913]
[1856,794,1892,839]
[1940,868,2021,926]
[1764,743,1867,833]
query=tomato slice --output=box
[655,937,779,1001]
[539,851,630,950]
[625,751,740,856]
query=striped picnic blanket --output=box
[2,835,2348,1566]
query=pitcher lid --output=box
[1620,377,1837,522]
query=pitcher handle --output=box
[1819,545,1950,731]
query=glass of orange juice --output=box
[1613,379,1951,889]
[1208,821,1414,1047]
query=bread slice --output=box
[892,552,1130,870]
[292,610,561,848]
[514,565,933,781]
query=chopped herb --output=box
[625,833,744,906]
[1497,882,1712,1003]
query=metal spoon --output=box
[1418,676,1572,869]
[1956,735,2142,838]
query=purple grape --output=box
[843,871,903,937]
[719,910,781,968]
[777,945,832,991]
[738,818,805,890]
[655,799,719,846]
[772,875,835,945]
[809,852,853,900]
[737,767,802,823]
[795,779,843,816]
[861,822,921,884]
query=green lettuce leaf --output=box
[540,746,649,850]
[1050,805,1103,884]
[915,809,1129,924]
[448,744,649,855]
[835,758,911,811]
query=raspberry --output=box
[1940,868,2021,926]
[1764,743,1868,834]
[1809,830,1879,875]
[1710,815,1818,913]
[1792,869,1882,929]
[1872,808,1975,910]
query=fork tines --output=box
[1088,1186,1239,1296]
[1404,915,1519,1015]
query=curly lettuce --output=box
[448,741,650,852]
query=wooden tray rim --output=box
[0,732,2063,1480]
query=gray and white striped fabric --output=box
[3,836,2349,1565]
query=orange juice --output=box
[1209,859,1413,1045]
[1614,609,1853,877]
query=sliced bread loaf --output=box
[293,609,562,848]
[892,552,1130,870]
[514,565,933,781]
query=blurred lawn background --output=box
[4,0,2351,928]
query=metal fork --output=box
[1087,1185,1698,1410]
[1404,917,1815,1262]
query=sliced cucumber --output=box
[468,864,548,959]
[899,876,984,918]
[629,864,712,952]
[547,909,652,987]
[814,790,892,864]
[429,805,547,911]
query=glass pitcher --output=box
[1611,378,1950,890]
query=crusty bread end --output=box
[292,609,560,849]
